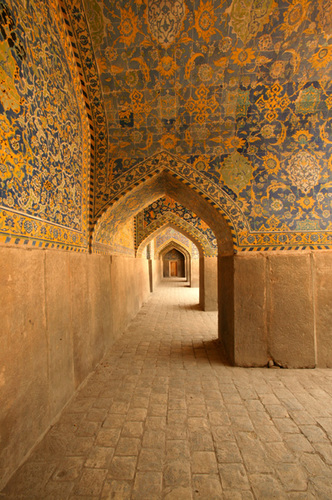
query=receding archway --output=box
[157,239,193,286]
[92,168,234,255]
[136,217,212,258]
[163,248,185,278]
[92,169,234,362]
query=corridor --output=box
[2,283,332,499]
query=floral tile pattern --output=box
[70,0,332,250]
[0,0,90,250]
[1,0,332,251]
[135,195,217,255]
[154,227,199,258]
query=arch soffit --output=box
[62,4,240,249]
[93,167,234,254]
[136,220,206,258]
[136,212,216,257]
[99,152,246,236]
[158,240,191,261]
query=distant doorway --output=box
[170,260,178,277]
[163,248,185,278]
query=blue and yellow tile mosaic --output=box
[0,0,90,250]
[135,195,217,255]
[1,0,332,252]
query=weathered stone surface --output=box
[0,247,150,489]
[267,252,315,368]
[0,248,49,487]
[2,278,332,499]
[45,251,75,417]
[218,255,234,364]
[199,257,217,311]
[234,254,268,366]
[314,252,332,367]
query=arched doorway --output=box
[163,248,185,278]
[92,169,234,359]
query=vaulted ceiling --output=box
[74,0,332,250]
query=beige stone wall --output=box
[219,251,332,368]
[199,257,218,311]
[0,247,150,488]
[191,259,199,288]
[150,258,162,290]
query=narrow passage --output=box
[2,282,332,499]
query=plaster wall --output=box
[0,248,150,489]
[220,251,332,368]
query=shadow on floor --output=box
[167,338,231,366]
[177,303,202,311]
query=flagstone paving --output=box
[2,281,332,499]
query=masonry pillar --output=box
[218,254,234,363]
[191,257,199,287]
[200,256,218,310]
[219,252,321,368]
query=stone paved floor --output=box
[2,282,332,499]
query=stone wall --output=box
[219,251,332,369]
[0,247,150,489]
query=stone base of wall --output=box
[219,251,332,369]
[0,248,150,489]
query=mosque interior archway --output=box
[1,0,332,489]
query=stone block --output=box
[200,257,217,311]
[218,255,234,364]
[313,252,332,367]
[68,253,92,387]
[0,247,49,488]
[45,250,75,417]
[267,252,315,368]
[234,254,267,366]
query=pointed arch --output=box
[92,169,234,255]
[136,220,208,258]
[93,152,246,251]
[159,241,190,281]
[157,239,193,262]
[136,213,216,257]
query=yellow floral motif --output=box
[280,0,309,38]
[256,83,291,122]
[297,196,315,210]
[118,104,132,121]
[131,89,152,125]
[293,130,313,145]
[226,0,276,45]
[259,215,290,231]
[231,47,256,67]
[186,84,218,124]
[157,56,178,79]
[116,218,135,251]
[195,0,217,43]
[119,7,139,47]
[220,151,253,195]
[263,153,280,174]
[326,94,332,110]
[161,133,178,150]
[0,115,33,185]
[224,136,246,151]
[0,40,21,113]
[310,46,332,70]
[193,155,210,172]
